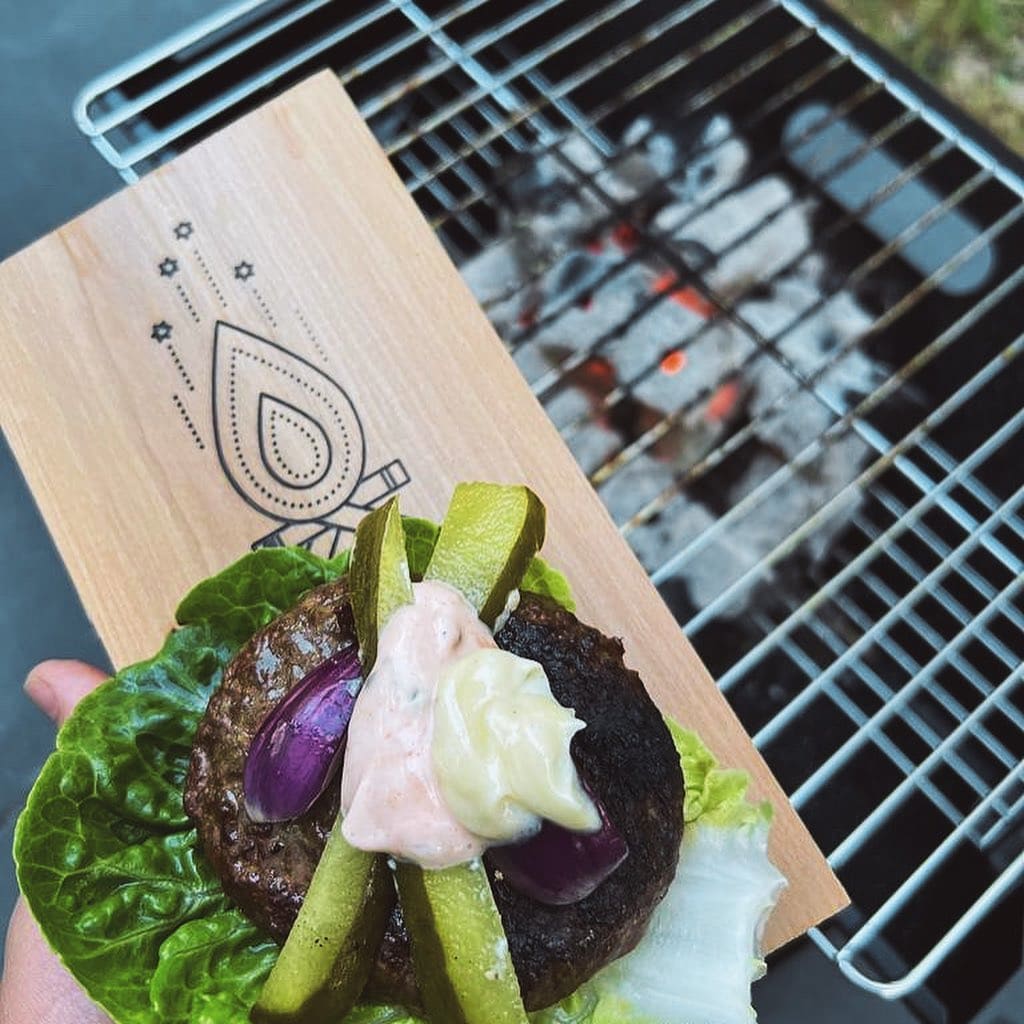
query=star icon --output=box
[151,320,173,343]
[234,260,255,281]
[173,221,194,240]
[158,257,179,278]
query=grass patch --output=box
[827,0,1024,152]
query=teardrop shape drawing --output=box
[258,394,332,490]
[212,321,365,522]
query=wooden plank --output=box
[0,71,846,952]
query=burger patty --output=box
[184,580,683,1011]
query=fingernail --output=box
[24,667,61,724]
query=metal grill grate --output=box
[75,0,1024,1013]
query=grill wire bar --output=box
[555,130,959,476]
[667,206,1023,632]
[725,326,1024,699]
[74,0,1024,1012]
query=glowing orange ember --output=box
[579,356,616,385]
[611,222,639,252]
[705,379,742,423]
[651,271,676,293]
[660,350,688,375]
[650,272,717,318]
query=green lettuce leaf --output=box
[14,624,232,1023]
[519,557,576,613]
[401,516,441,577]
[668,720,773,828]
[175,547,345,645]
[151,910,277,1023]
[15,526,572,1024]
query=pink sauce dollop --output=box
[340,580,496,868]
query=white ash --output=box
[460,115,886,617]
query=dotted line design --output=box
[192,248,227,308]
[228,347,353,512]
[173,394,205,451]
[249,285,278,330]
[174,283,201,324]
[268,407,325,481]
[296,309,329,365]
[166,343,195,392]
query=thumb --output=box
[24,661,109,726]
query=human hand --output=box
[0,661,111,1024]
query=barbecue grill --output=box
[73,1,1024,1019]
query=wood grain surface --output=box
[0,71,846,951]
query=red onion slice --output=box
[244,646,362,823]
[488,796,628,905]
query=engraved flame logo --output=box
[212,321,408,550]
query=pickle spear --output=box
[253,498,414,1022]
[251,823,391,1023]
[399,484,541,1023]
[425,483,545,628]
[349,495,414,671]
[395,860,528,1024]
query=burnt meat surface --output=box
[184,581,683,1011]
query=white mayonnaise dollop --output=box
[340,580,597,867]
[433,648,600,841]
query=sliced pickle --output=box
[403,482,541,1023]
[253,498,413,1020]
[395,859,529,1024]
[251,826,391,1023]
[424,483,545,628]
[349,495,414,671]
